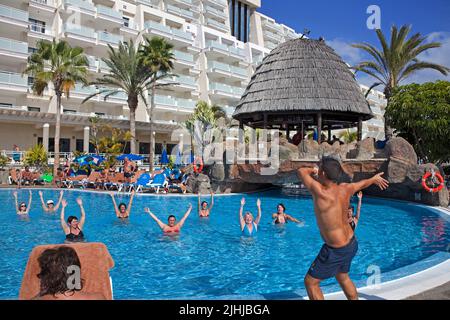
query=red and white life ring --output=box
[193,157,203,174]
[422,171,445,193]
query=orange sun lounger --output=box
[19,242,115,300]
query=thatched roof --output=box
[233,38,373,129]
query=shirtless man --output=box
[123,157,136,182]
[297,156,389,300]
[198,191,214,217]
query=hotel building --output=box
[0,0,385,160]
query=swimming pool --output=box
[0,188,448,299]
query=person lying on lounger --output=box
[39,190,63,213]
[145,204,192,234]
[110,190,135,219]
[13,190,32,215]
[33,246,105,300]
[198,191,214,217]
[61,198,86,243]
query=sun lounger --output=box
[143,173,168,193]
[64,175,88,188]
[19,242,115,300]
[104,173,125,190]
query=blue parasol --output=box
[116,154,144,161]
[74,155,105,167]
[161,148,169,164]
[175,150,182,166]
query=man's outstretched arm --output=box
[349,172,389,194]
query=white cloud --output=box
[327,38,364,66]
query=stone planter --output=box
[0,170,9,185]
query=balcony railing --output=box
[96,5,122,20]
[64,23,96,39]
[64,0,96,12]
[145,21,193,41]
[166,4,195,19]
[0,37,28,54]
[97,31,123,44]
[209,82,244,96]
[73,83,96,95]
[154,95,196,109]
[173,50,194,63]
[206,40,244,57]
[204,0,227,7]
[208,61,247,77]
[174,75,196,87]
[204,5,227,19]
[0,71,28,87]
[0,4,29,22]
[205,18,229,31]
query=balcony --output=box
[173,50,194,63]
[170,75,197,91]
[63,0,96,16]
[262,19,283,34]
[30,0,56,13]
[208,61,247,79]
[204,5,227,20]
[154,95,196,110]
[86,55,98,72]
[96,5,123,25]
[264,30,284,43]
[28,22,54,41]
[209,82,244,99]
[97,31,123,46]
[0,4,29,29]
[63,23,97,43]
[177,97,196,109]
[205,18,229,32]
[0,71,28,92]
[203,0,227,8]
[166,4,197,21]
[206,40,246,60]
[136,0,160,8]
[145,21,193,44]
[0,37,29,59]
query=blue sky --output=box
[258,0,450,86]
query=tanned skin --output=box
[298,166,389,300]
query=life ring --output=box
[422,171,445,193]
[193,157,203,173]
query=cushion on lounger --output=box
[19,242,115,300]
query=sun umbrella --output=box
[116,154,144,161]
[161,148,169,165]
[175,150,182,166]
[74,155,105,167]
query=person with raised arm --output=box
[39,190,63,213]
[198,191,214,217]
[60,198,86,242]
[297,156,389,300]
[272,203,303,225]
[239,198,261,236]
[145,204,192,234]
[110,190,135,219]
[13,190,32,215]
[348,191,363,231]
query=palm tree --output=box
[352,25,449,139]
[25,39,88,179]
[139,36,176,172]
[83,40,153,154]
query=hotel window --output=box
[29,18,46,33]
[123,16,130,28]
[228,0,250,42]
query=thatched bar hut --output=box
[232,38,373,143]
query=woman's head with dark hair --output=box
[201,201,208,209]
[277,203,286,214]
[37,246,83,297]
[118,203,127,213]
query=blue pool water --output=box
[0,188,448,299]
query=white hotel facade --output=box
[0,0,386,158]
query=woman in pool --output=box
[33,246,105,300]
[13,190,32,215]
[145,204,192,234]
[348,191,363,231]
[198,191,214,217]
[272,203,303,224]
[38,190,64,213]
[239,198,261,236]
[110,190,135,219]
[60,198,86,242]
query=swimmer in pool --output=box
[239,197,261,236]
[13,190,32,215]
[110,190,135,219]
[145,203,192,234]
[39,190,64,213]
[198,191,214,217]
[348,191,362,231]
[272,203,303,224]
[60,198,86,242]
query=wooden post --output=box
[327,126,332,143]
[301,121,304,141]
[286,127,290,141]
[238,119,244,160]
[357,117,363,141]
[317,113,322,144]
